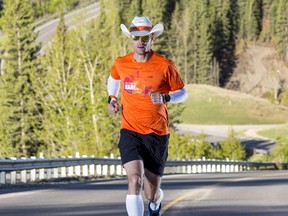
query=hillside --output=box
[225,43,288,99]
[179,84,288,125]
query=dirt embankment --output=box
[226,43,288,99]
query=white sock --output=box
[150,188,164,211]
[126,194,144,216]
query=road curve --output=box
[1,171,287,215]
[175,123,280,138]
[35,1,100,52]
[176,123,280,153]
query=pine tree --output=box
[220,129,246,160]
[37,9,81,156]
[267,0,277,41]
[196,0,212,85]
[118,0,142,54]
[210,0,238,86]
[258,0,273,42]
[168,0,196,84]
[238,0,263,41]
[37,5,121,157]
[238,0,249,40]
[142,0,168,53]
[119,0,142,25]
[193,133,213,159]
[0,0,42,157]
[275,0,288,61]
[169,0,213,85]
[72,23,121,156]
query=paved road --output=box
[1,171,287,215]
[176,123,280,153]
[176,124,280,138]
[35,1,100,52]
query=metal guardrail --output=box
[0,155,286,185]
[0,156,120,172]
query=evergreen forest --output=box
[0,0,287,162]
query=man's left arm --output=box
[150,87,188,104]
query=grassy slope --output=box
[179,84,288,125]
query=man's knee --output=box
[128,174,143,191]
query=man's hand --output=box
[108,100,120,114]
[150,92,164,104]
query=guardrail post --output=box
[229,159,235,172]
[235,163,239,172]
[197,159,202,173]
[75,152,81,176]
[164,166,168,174]
[116,164,122,175]
[61,156,67,178]
[82,155,88,176]
[39,153,45,180]
[20,157,27,183]
[103,156,108,176]
[239,164,243,171]
[187,164,192,174]
[182,160,186,174]
[10,157,17,184]
[211,160,216,172]
[226,158,230,173]
[89,156,95,176]
[191,164,196,173]
[207,159,211,173]
[30,156,36,181]
[47,168,52,179]
[53,167,59,179]
[176,165,181,174]
[103,164,108,175]
[0,171,5,184]
[216,162,221,172]
[109,154,115,176]
[202,157,207,173]
[68,156,74,176]
[96,164,102,176]
[221,163,226,172]
[172,165,176,174]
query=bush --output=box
[219,128,246,160]
[272,137,288,163]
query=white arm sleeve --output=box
[107,75,120,97]
[169,87,188,104]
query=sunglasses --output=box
[131,35,150,42]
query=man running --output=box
[107,16,187,216]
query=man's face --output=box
[130,35,153,55]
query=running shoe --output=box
[148,202,161,216]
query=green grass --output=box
[179,84,288,125]
[258,123,288,140]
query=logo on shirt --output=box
[124,70,154,95]
[125,82,136,90]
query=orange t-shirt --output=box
[110,50,185,135]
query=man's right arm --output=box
[107,75,120,114]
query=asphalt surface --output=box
[35,1,100,52]
[1,171,287,216]
[176,123,280,153]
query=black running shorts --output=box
[118,129,169,176]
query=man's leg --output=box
[124,160,145,216]
[144,169,163,211]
